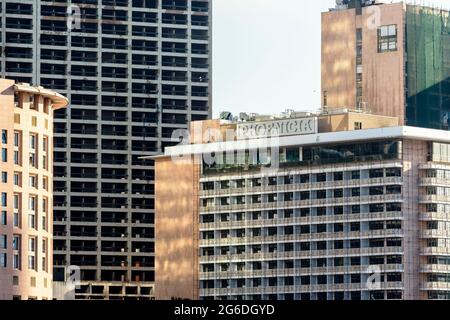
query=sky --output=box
[211,0,450,118]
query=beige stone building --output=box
[151,109,450,300]
[0,79,69,300]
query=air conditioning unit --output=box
[136,234,140,239]
[135,248,140,253]
[121,248,125,252]
[135,220,140,224]
[121,219,126,224]
[121,234,125,238]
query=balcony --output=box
[71,246,97,252]
[71,71,98,77]
[102,232,128,238]
[71,231,98,237]
[71,143,98,150]
[71,202,98,208]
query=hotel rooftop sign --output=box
[237,117,318,140]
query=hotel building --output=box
[322,0,450,129]
[153,110,450,300]
[0,79,69,300]
[0,0,211,299]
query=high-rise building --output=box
[0,0,211,299]
[0,79,69,300]
[321,0,450,129]
[152,110,450,300]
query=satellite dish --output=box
[239,113,249,122]
[220,111,233,121]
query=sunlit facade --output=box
[153,111,450,300]
[0,79,68,300]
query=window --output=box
[13,150,20,165]
[14,132,20,147]
[13,194,19,210]
[354,122,362,130]
[0,235,7,249]
[42,137,48,153]
[13,254,20,270]
[28,196,36,212]
[42,198,47,213]
[29,134,36,150]
[42,177,48,191]
[13,172,20,186]
[28,255,35,270]
[378,25,397,53]
[0,253,6,268]
[1,172,7,183]
[351,170,360,180]
[29,175,37,188]
[1,130,7,144]
[1,193,7,207]
[13,212,19,227]
[28,237,36,252]
[2,148,7,162]
[13,235,20,251]
[1,211,6,225]
[29,215,36,229]
[29,152,36,168]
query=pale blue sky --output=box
[211,0,450,118]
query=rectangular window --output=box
[42,137,48,153]
[14,114,20,124]
[13,194,19,210]
[14,132,20,147]
[42,215,47,231]
[13,212,19,227]
[1,211,6,225]
[28,255,35,270]
[378,25,397,53]
[0,235,7,249]
[42,154,47,170]
[29,196,36,212]
[28,237,36,252]
[29,134,36,150]
[1,193,7,207]
[42,176,48,191]
[13,172,21,186]
[0,253,6,268]
[13,254,20,270]
[1,171,7,183]
[2,148,7,162]
[13,235,20,251]
[13,150,20,165]
[28,214,35,229]
[1,130,7,144]
[29,175,37,188]
[29,153,36,168]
